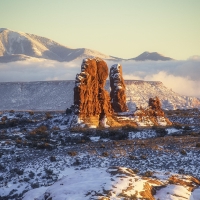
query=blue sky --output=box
[0,0,200,59]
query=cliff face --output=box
[74,58,113,127]
[110,64,128,112]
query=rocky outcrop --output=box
[148,96,165,117]
[110,64,128,112]
[133,96,172,126]
[73,58,171,128]
[74,58,113,127]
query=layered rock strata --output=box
[110,64,128,112]
[74,58,113,127]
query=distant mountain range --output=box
[131,51,172,61]
[0,28,174,63]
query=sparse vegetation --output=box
[28,111,34,115]
[29,126,48,136]
[45,112,52,119]
[196,143,200,147]
[102,152,109,157]
[68,151,77,156]
[180,149,187,155]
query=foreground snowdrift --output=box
[23,167,200,200]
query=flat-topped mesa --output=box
[110,64,128,112]
[74,58,113,127]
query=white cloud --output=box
[0,59,200,98]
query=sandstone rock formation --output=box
[74,58,113,127]
[110,64,128,112]
[133,96,172,126]
[73,58,171,128]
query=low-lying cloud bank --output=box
[0,58,200,98]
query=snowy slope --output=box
[0,80,199,111]
[22,167,200,200]
[0,28,115,62]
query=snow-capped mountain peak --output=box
[0,28,114,62]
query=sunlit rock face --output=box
[74,58,113,127]
[110,64,128,112]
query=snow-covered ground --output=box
[22,167,200,200]
[0,80,200,111]
[0,109,200,199]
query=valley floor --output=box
[0,109,200,199]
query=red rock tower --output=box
[110,64,128,112]
[74,58,113,127]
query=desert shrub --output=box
[44,168,53,175]
[66,108,72,115]
[180,149,187,155]
[37,142,52,150]
[29,171,35,179]
[144,171,154,177]
[1,116,7,122]
[122,125,138,132]
[183,125,191,131]
[70,127,90,134]
[45,112,52,119]
[52,126,60,131]
[68,151,77,156]
[16,113,23,118]
[28,111,34,115]
[101,129,128,140]
[102,152,109,157]
[0,164,5,171]
[7,119,19,127]
[16,156,21,162]
[11,168,23,175]
[196,143,200,147]
[129,155,138,160]
[140,155,147,159]
[190,132,198,136]
[73,159,81,166]
[50,156,56,162]
[31,182,39,189]
[155,128,168,137]
[29,126,48,137]
[178,169,185,174]
[132,169,139,174]
[173,123,182,129]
